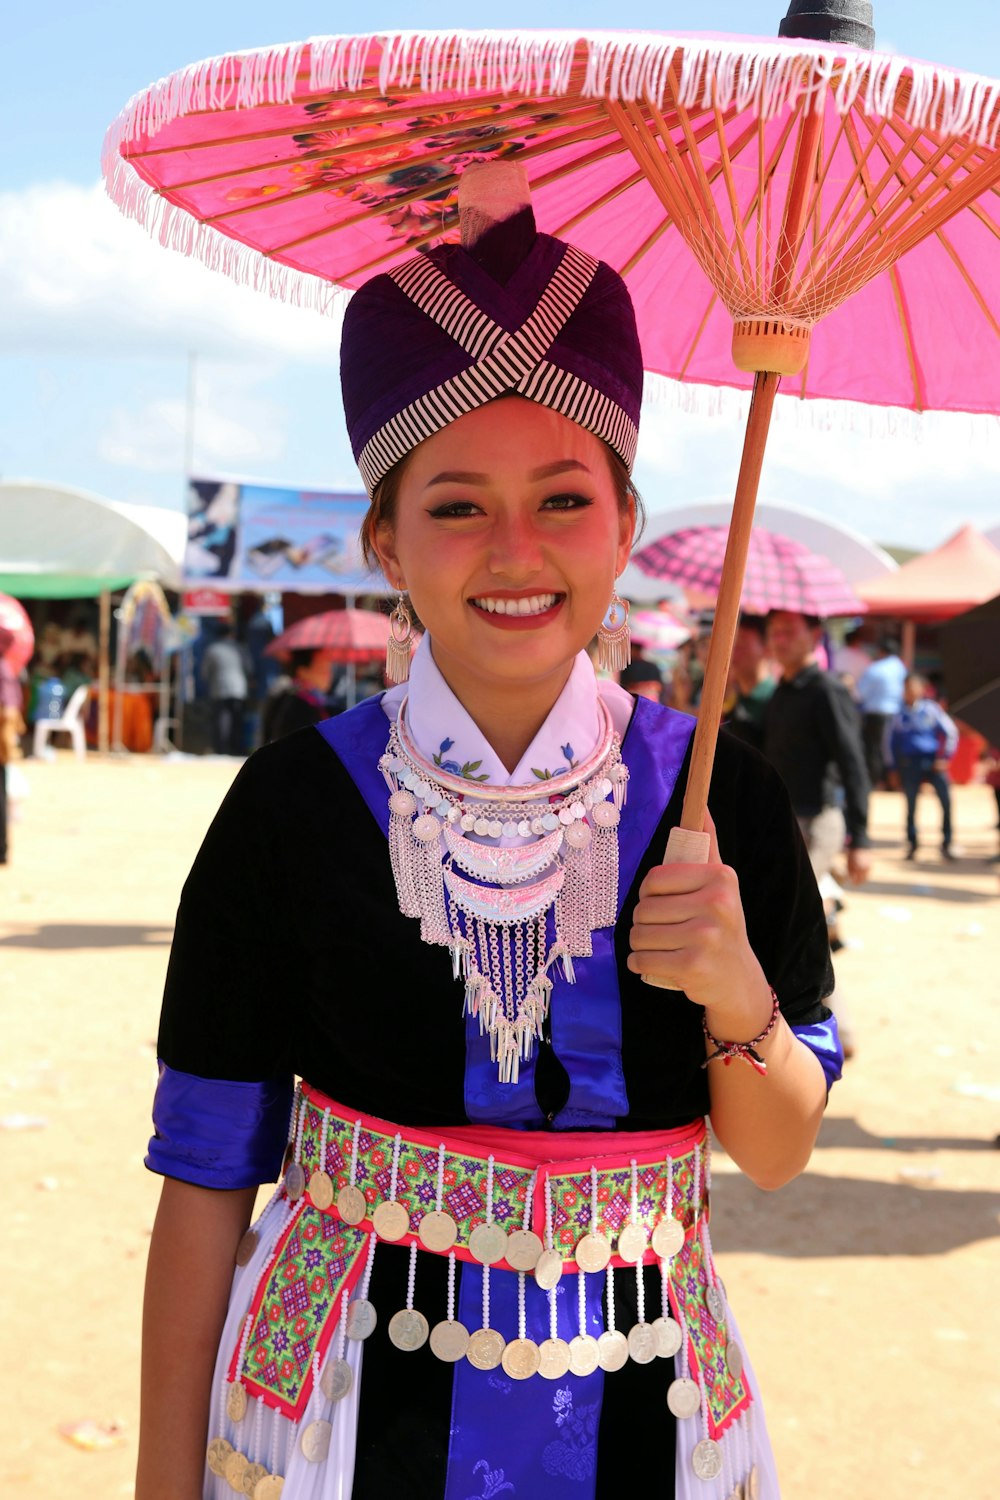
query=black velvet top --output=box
[158,710,834,1128]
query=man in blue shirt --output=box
[889,674,959,859]
[856,636,907,790]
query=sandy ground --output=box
[2,750,998,1499]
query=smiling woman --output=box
[138,160,840,1500]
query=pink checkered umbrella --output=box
[266,607,405,664]
[0,594,34,676]
[633,526,864,618]
[103,11,1000,857]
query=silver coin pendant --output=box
[538,1337,572,1380]
[692,1438,724,1481]
[597,1329,629,1372]
[346,1298,377,1341]
[505,1228,543,1271]
[534,1248,564,1290]
[568,1333,600,1377]
[501,1337,541,1380]
[575,1232,612,1273]
[284,1163,306,1201]
[308,1170,334,1211]
[206,1438,234,1477]
[467,1327,505,1370]
[388,1308,429,1352]
[418,1209,458,1253]
[705,1284,726,1323]
[241,1461,267,1497]
[336,1184,367,1226]
[726,1338,744,1379]
[235,1229,259,1268]
[667,1375,702,1419]
[320,1357,353,1403]
[628,1322,658,1365]
[652,1315,683,1358]
[651,1217,685,1259]
[226,1381,248,1423]
[300,1419,332,1464]
[372,1199,410,1242]
[468,1222,507,1266]
[617,1223,649,1264]
[430,1319,470,1362]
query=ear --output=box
[371,518,405,593]
[615,493,636,577]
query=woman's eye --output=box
[542,493,592,511]
[427,500,481,518]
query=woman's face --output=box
[374,398,634,701]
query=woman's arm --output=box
[627,814,828,1192]
[136,1177,258,1500]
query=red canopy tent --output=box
[856,525,1000,626]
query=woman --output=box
[137,165,840,1500]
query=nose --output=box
[486,509,544,581]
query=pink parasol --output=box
[633,525,864,617]
[629,607,692,652]
[266,606,401,663]
[103,18,1000,855]
[0,594,34,676]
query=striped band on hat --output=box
[357,243,639,495]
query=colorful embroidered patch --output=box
[231,1203,369,1420]
[669,1231,751,1439]
[544,1149,697,1264]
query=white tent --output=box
[621,498,898,603]
[0,480,185,597]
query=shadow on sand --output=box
[0,923,174,949]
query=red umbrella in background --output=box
[0,594,34,676]
[633,525,865,617]
[266,607,398,662]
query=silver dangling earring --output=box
[597,590,631,674]
[385,593,414,684]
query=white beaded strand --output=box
[485,1154,496,1226]
[337,1288,349,1361]
[635,1255,646,1326]
[268,1396,281,1477]
[482,1261,492,1332]
[517,1270,528,1342]
[406,1238,419,1312]
[317,1107,330,1175]
[292,1092,307,1169]
[360,1228,377,1302]
[590,1165,600,1233]
[446,1250,458,1323]
[389,1132,403,1202]
[606,1263,617,1333]
[630,1157,639,1228]
[435,1141,446,1213]
[545,1176,559,1342]
[251,1395,264,1466]
[577,1260,588,1337]
[233,1309,253,1394]
[349,1117,362,1189]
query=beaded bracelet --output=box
[701,989,780,1076]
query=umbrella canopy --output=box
[939,592,1000,742]
[629,607,691,651]
[0,594,34,675]
[104,28,1000,417]
[266,607,395,662]
[633,525,864,617]
[855,524,1000,620]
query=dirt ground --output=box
[2,751,997,1499]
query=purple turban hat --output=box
[340,162,644,496]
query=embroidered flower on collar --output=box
[432,736,489,782]
[531,742,579,781]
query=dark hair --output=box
[359,434,646,571]
[288,648,322,674]
[737,613,768,640]
[879,635,901,655]
[765,609,822,629]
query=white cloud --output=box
[98,366,288,473]
[0,180,344,364]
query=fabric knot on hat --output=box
[340,165,643,496]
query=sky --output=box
[2,1,999,555]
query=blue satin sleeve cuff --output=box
[146,1061,294,1189]
[791,1016,844,1091]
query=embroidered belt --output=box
[227,1085,750,1443]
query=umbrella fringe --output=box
[103,31,1000,159]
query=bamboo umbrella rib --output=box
[887,145,1000,262]
[934,227,1000,338]
[617,216,673,278]
[896,132,1000,243]
[709,89,755,296]
[601,98,694,233]
[799,114,890,284]
[549,168,645,236]
[679,292,719,378]
[889,266,924,409]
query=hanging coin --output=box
[666,1376,702,1419]
[575,1232,612,1273]
[468,1222,508,1266]
[206,1439,234,1477]
[234,1229,259,1268]
[346,1299,377,1341]
[336,1184,367,1225]
[284,1164,306,1201]
[224,1451,248,1492]
[320,1358,354,1403]
[226,1381,248,1423]
[467,1328,506,1370]
[418,1210,458,1254]
[388,1308,430,1352]
[692,1438,724,1481]
[504,1228,544,1272]
[568,1333,600,1378]
[241,1461,267,1497]
[372,1199,410,1242]
[300,1420,332,1464]
[726,1338,744,1379]
[705,1285,726,1323]
[729,1485,745,1500]
[533,1248,563,1291]
[253,1475,284,1500]
[597,1329,629,1372]
[430,1319,470,1362]
[651,1217,685,1259]
[652,1315,683,1358]
[308,1170,334,1212]
[627,1322,658,1365]
[747,1463,760,1500]
[617,1223,649,1265]
[502,1337,541,1380]
[538,1337,572,1380]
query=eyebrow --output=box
[424,459,593,488]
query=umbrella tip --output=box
[778,1,875,48]
[458,161,532,250]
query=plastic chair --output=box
[33,684,90,760]
[153,717,178,753]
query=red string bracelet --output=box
[701,988,780,1077]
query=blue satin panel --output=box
[446,1262,607,1500]
[791,1016,844,1091]
[147,1062,292,1189]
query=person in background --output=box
[261,648,337,743]
[200,622,249,756]
[889,673,959,861]
[618,657,663,702]
[726,613,776,751]
[855,635,907,789]
[832,625,870,697]
[59,652,94,701]
[763,610,871,1058]
[0,628,26,866]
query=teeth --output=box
[473,594,556,616]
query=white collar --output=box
[382,634,632,786]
